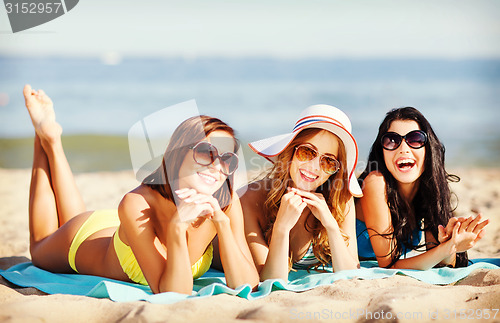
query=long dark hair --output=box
[263,128,352,270]
[358,107,467,268]
[142,115,238,212]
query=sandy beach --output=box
[0,167,499,322]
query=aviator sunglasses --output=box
[381,130,428,151]
[294,144,340,175]
[190,141,239,176]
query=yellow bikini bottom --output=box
[68,209,213,285]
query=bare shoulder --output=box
[237,179,269,225]
[359,171,391,228]
[362,171,387,194]
[238,180,269,210]
[118,185,153,221]
[238,179,269,201]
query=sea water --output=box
[1,56,499,171]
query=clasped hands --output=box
[173,188,227,225]
[438,214,489,254]
[275,187,338,232]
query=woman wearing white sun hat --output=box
[239,104,361,281]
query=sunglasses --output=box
[381,130,428,151]
[190,141,239,176]
[294,144,340,175]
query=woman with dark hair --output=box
[356,107,489,269]
[240,105,361,281]
[23,84,258,294]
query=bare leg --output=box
[29,134,59,248]
[24,84,85,226]
[29,133,85,272]
[25,85,123,274]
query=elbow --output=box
[259,271,288,282]
[227,274,260,291]
[248,269,260,288]
[150,285,159,294]
[247,274,260,290]
[332,255,360,272]
[333,263,359,272]
[378,260,394,269]
[354,258,361,269]
[374,255,395,269]
[256,265,268,282]
[156,285,192,295]
[156,276,194,295]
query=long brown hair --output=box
[142,115,237,212]
[262,128,352,270]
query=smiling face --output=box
[289,130,340,192]
[177,130,235,195]
[383,120,426,189]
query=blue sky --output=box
[1,0,500,59]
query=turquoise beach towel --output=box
[1,260,498,304]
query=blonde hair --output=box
[262,128,352,270]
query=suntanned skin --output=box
[357,120,489,270]
[24,84,259,294]
[240,130,359,282]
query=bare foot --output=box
[23,84,62,141]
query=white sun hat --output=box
[249,104,362,197]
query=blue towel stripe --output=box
[1,260,498,303]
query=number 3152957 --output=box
[5,2,62,14]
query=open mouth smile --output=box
[197,172,217,185]
[396,158,416,172]
[299,169,319,182]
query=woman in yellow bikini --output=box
[23,84,259,294]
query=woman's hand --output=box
[290,188,358,271]
[175,188,228,224]
[289,188,338,230]
[273,188,307,232]
[442,215,489,254]
[174,188,215,223]
[454,214,489,252]
[438,217,464,243]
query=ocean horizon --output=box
[1,56,499,171]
